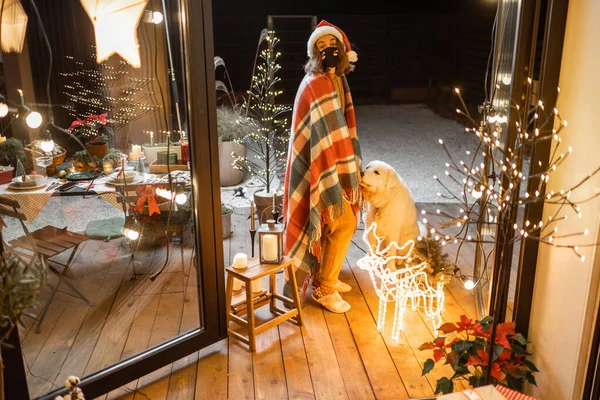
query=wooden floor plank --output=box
[252,307,288,400]
[323,311,376,400]
[340,258,411,399]
[195,339,228,399]
[301,301,349,400]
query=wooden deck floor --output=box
[19,203,517,399]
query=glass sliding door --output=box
[1,0,225,399]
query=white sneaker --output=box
[334,280,352,293]
[312,291,351,313]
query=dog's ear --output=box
[385,168,399,192]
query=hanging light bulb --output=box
[123,227,139,241]
[175,192,188,205]
[26,111,42,128]
[40,138,54,153]
[152,11,163,24]
[0,103,8,118]
[464,279,475,290]
[471,190,482,199]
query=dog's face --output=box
[360,161,400,203]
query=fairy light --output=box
[356,223,445,341]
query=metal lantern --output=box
[258,219,284,264]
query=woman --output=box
[283,20,362,313]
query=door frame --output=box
[2,0,226,398]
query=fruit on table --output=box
[58,170,67,178]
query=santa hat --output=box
[307,20,358,63]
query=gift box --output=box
[436,385,537,400]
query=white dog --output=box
[361,161,421,270]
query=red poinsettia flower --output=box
[457,315,474,332]
[433,349,446,363]
[434,337,446,348]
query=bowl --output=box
[109,171,137,183]
[11,174,46,187]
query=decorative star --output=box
[1,0,28,53]
[80,0,148,68]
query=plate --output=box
[7,181,48,191]
[104,175,145,186]
[66,171,99,181]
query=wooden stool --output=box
[226,256,303,352]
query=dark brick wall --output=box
[213,12,495,106]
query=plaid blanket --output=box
[283,73,362,297]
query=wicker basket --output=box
[24,146,67,176]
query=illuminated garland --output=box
[425,84,600,291]
[357,222,445,340]
[232,31,291,193]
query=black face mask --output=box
[321,47,339,69]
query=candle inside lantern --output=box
[103,161,113,175]
[262,234,278,262]
[0,136,6,144]
[250,200,255,230]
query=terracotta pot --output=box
[86,142,109,158]
[222,210,232,238]
[254,190,283,225]
[0,167,14,184]
[219,141,246,186]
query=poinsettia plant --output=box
[419,315,539,395]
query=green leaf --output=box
[469,375,487,388]
[493,345,504,361]
[526,371,538,386]
[435,377,454,394]
[422,359,435,376]
[514,333,529,345]
[505,375,525,392]
[524,359,540,373]
[453,340,473,353]
[480,316,494,325]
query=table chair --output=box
[0,196,93,333]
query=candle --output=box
[0,136,6,144]
[262,234,278,262]
[131,144,142,161]
[149,131,154,147]
[272,190,277,212]
[232,253,248,270]
[103,161,113,175]
[250,200,255,230]
[233,278,244,292]
[252,278,262,293]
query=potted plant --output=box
[233,30,291,223]
[0,253,46,399]
[0,137,31,177]
[85,133,109,158]
[222,204,233,239]
[67,113,114,159]
[419,315,539,395]
[216,106,251,186]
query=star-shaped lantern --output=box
[80,0,148,68]
[1,0,28,53]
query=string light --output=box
[356,223,445,340]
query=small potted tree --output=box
[222,204,233,238]
[217,107,251,186]
[233,30,291,223]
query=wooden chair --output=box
[114,182,191,244]
[0,196,93,333]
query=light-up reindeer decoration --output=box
[357,222,445,340]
